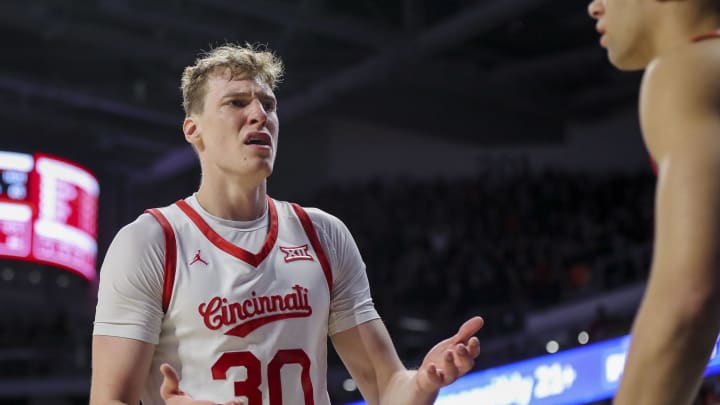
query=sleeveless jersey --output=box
[649,29,720,174]
[143,197,334,405]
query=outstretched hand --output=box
[415,316,483,394]
[160,363,245,405]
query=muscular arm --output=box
[331,317,482,405]
[90,214,167,404]
[614,44,720,405]
[90,336,156,405]
[331,320,405,405]
[312,209,481,404]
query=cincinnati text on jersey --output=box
[197,284,313,337]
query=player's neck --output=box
[195,180,268,221]
[650,10,720,62]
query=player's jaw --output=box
[196,125,277,183]
[588,0,652,71]
[238,114,279,161]
[589,0,623,65]
[596,23,608,48]
[238,130,277,177]
[213,148,276,184]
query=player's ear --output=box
[183,116,203,148]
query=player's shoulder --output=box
[113,211,166,249]
[645,39,720,98]
[641,39,720,158]
[299,205,347,231]
[277,199,349,234]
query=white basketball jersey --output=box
[143,197,333,405]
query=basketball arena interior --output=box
[1,0,719,404]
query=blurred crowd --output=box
[311,170,655,345]
[0,168,678,404]
[0,263,91,379]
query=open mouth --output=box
[244,132,272,147]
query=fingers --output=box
[438,341,481,383]
[452,339,480,374]
[442,350,461,382]
[423,362,445,387]
[419,318,483,391]
[452,316,484,344]
[159,363,183,400]
[467,336,481,358]
[159,364,238,405]
[422,344,478,390]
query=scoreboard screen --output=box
[0,151,99,281]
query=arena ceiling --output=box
[0,0,642,185]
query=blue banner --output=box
[346,334,720,405]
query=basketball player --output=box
[89,44,483,405]
[587,0,720,403]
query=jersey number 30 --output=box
[212,349,314,405]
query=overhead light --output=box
[342,379,357,392]
[1,267,13,281]
[57,275,70,288]
[546,340,559,354]
[28,270,41,284]
[398,317,431,332]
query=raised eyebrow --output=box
[220,92,252,101]
[221,92,276,104]
[258,93,277,104]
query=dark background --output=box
[2,0,709,404]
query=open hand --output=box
[160,363,245,405]
[415,316,483,393]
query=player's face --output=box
[588,0,654,70]
[187,71,279,181]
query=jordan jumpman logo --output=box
[189,250,208,266]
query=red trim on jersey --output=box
[290,203,333,294]
[145,208,177,313]
[175,197,278,267]
[692,29,720,43]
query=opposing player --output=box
[89,44,483,405]
[588,1,720,403]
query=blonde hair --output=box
[181,43,284,115]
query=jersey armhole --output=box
[145,208,177,313]
[290,203,334,294]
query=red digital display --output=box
[0,202,32,258]
[0,151,99,281]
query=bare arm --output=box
[95,349,242,405]
[89,335,156,405]
[613,45,720,405]
[90,215,168,405]
[331,317,482,405]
